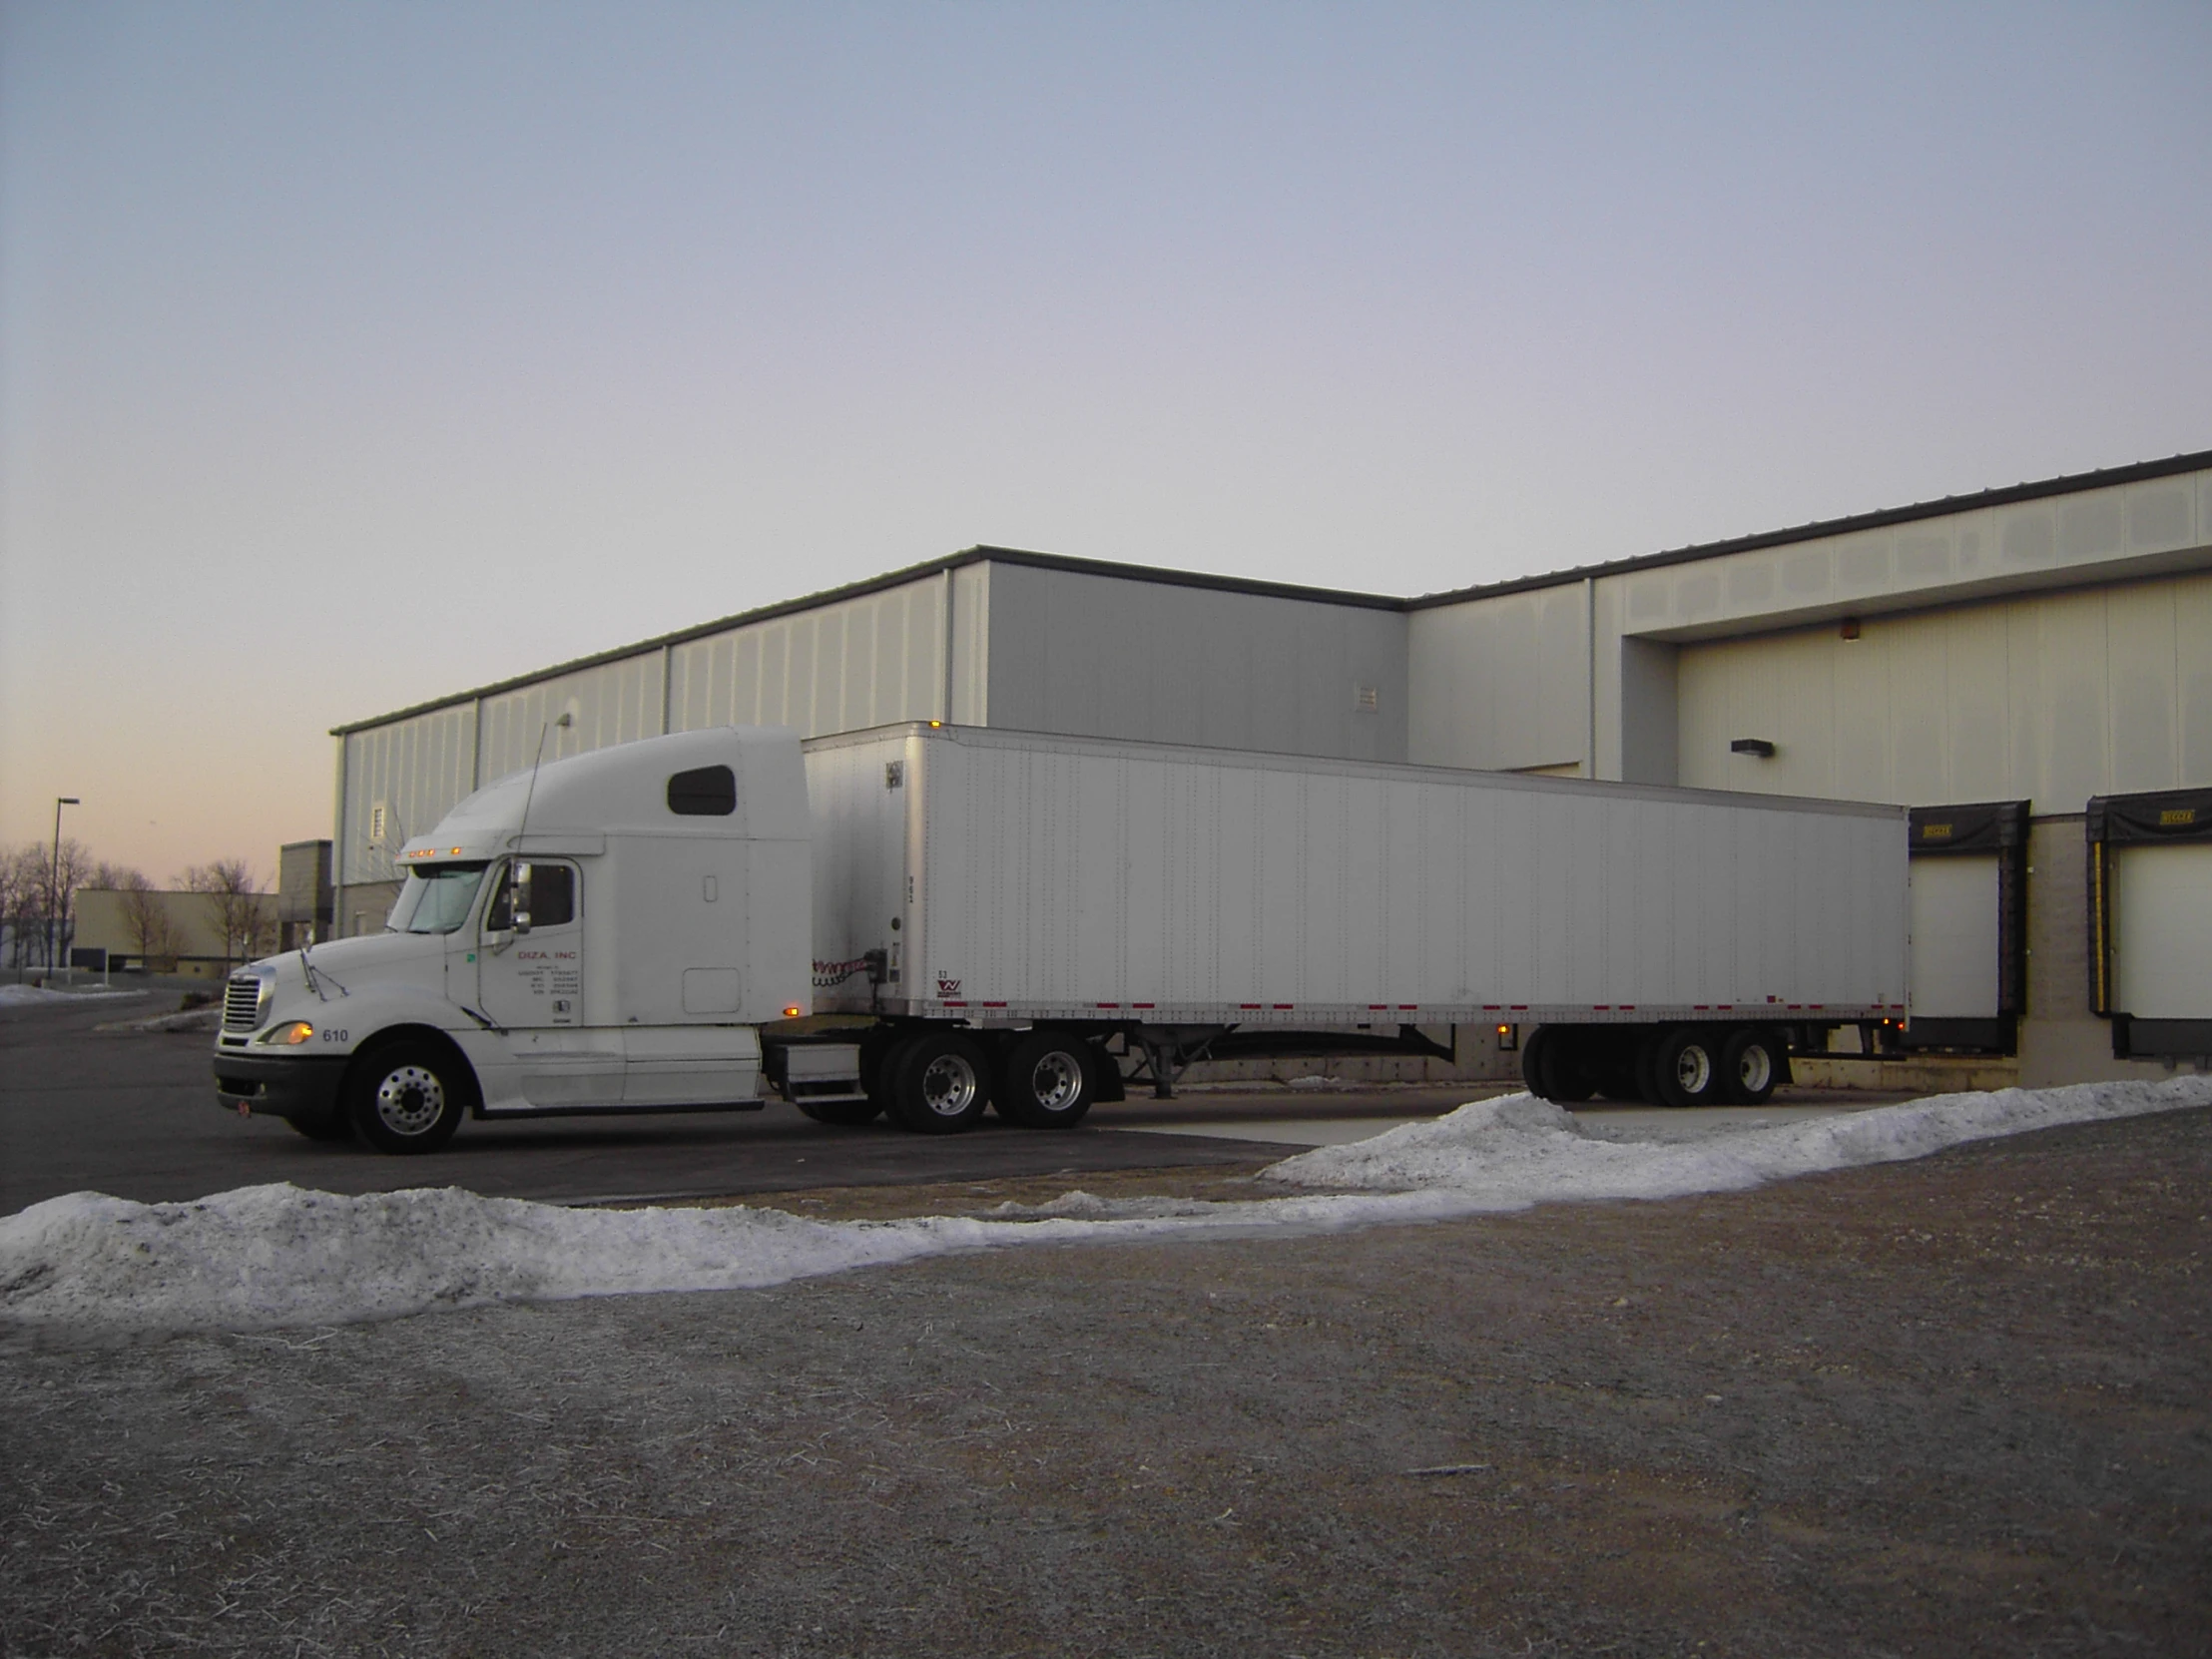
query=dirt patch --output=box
[4,1108,2208,1657]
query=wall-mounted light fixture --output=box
[1840,616,1862,642]
[1730,738,1777,758]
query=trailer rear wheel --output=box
[1653,1027,1724,1108]
[1520,1027,1558,1100]
[1720,1027,1783,1106]
[994,1030,1097,1128]
[1544,1030,1598,1103]
[884,1032,991,1133]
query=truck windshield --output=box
[387,863,491,934]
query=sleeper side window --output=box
[668,764,737,816]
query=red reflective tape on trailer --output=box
[981,1001,1006,1007]
[1096,1002,1120,1009]
[1619,1005,1635,1011]
[1273,1004,1294,1010]
[1593,1005,1609,1011]
[1239,1003,1262,1009]
[1132,1002,1155,1009]
[1508,1005,1527,1011]
[1693,1005,1709,1011]
[1718,1005,1734,1011]
[1397,1004,1417,1010]
[1809,1004,1824,1011]
[1369,1004,1388,1010]
[1482,1005,1502,1012]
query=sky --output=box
[3,1,2209,882]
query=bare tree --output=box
[184,859,273,977]
[113,869,185,969]
[0,844,41,970]
[40,835,91,968]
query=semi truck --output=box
[213,722,1909,1152]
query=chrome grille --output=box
[223,975,265,1032]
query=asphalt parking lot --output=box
[1,992,1911,1213]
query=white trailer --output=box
[214,723,1908,1151]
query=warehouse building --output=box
[331,448,2212,1086]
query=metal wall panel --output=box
[985,561,1408,763]
[807,725,1906,1022]
[335,704,477,888]
[666,574,947,738]
[1673,572,2212,814]
[1406,586,1586,772]
[476,653,666,786]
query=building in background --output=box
[328,449,2212,1086]
[276,840,333,949]
[74,887,240,978]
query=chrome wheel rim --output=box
[373,1064,446,1136]
[1028,1051,1084,1113]
[919,1053,979,1118]
[1672,1045,1712,1096]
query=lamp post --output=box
[49,797,79,976]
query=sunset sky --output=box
[4,2,2208,882]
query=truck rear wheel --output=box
[884,1032,991,1134]
[994,1030,1097,1128]
[346,1039,466,1154]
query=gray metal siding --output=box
[667,573,948,736]
[982,561,1408,762]
[476,653,667,786]
[336,704,477,887]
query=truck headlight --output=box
[261,1021,315,1046]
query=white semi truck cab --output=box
[212,727,857,1152]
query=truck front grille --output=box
[223,976,264,1032]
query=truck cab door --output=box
[477,859,621,1107]
[479,860,584,1028]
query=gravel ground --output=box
[4,1107,2208,1659]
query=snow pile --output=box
[2,1078,2207,1333]
[1262,1076,2212,1200]
[0,984,143,1007]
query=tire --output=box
[345,1040,467,1154]
[1653,1026,1725,1108]
[283,1107,352,1143]
[794,1096,883,1126]
[883,1031,991,1134]
[1520,1026,1558,1101]
[1544,1029,1598,1103]
[1719,1027,1784,1106]
[994,1030,1097,1129]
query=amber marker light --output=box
[928,720,942,728]
[783,1004,803,1018]
[263,1021,314,1045]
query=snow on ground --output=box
[0,984,144,1007]
[3,1079,2208,1334]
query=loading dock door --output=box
[2109,843,2212,1020]
[1902,802,2028,1054]
[1910,855,2000,1018]
[2087,787,2212,1058]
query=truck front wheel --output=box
[346,1040,467,1154]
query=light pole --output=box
[49,797,79,976]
